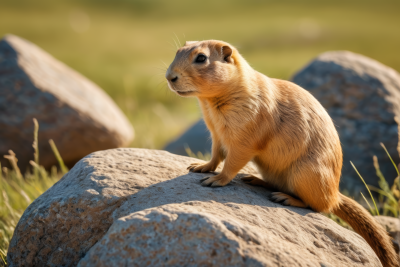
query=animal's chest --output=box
[202,100,246,149]
[208,114,241,150]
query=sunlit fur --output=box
[166,40,399,267]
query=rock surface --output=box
[292,51,400,194]
[164,119,211,156]
[8,148,381,267]
[375,215,400,254]
[0,34,134,172]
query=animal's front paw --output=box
[200,173,231,187]
[187,162,216,173]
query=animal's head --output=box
[165,40,240,98]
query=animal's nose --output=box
[166,70,179,83]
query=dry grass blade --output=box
[373,155,392,199]
[184,145,211,161]
[391,177,400,199]
[49,139,68,174]
[394,116,400,158]
[360,192,376,215]
[4,179,31,205]
[351,161,380,215]
[368,185,398,204]
[3,151,22,180]
[33,118,39,178]
[380,142,399,176]
[0,248,6,265]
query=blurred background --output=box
[2,0,400,150]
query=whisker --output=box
[155,81,168,89]
[171,37,179,50]
[151,69,167,75]
[152,74,167,78]
[160,60,168,69]
[173,32,182,47]
[167,41,177,50]
[153,66,167,72]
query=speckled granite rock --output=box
[292,51,400,194]
[8,149,381,266]
[0,34,133,172]
[79,202,380,267]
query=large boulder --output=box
[8,148,381,266]
[292,51,400,194]
[0,34,134,172]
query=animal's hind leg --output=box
[270,192,308,208]
[241,175,277,191]
[289,167,340,213]
[242,176,307,207]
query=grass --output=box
[0,120,67,265]
[328,152,400,231]
[349,120,400,219]
[184,146,211,162]
[353,147,400,218]
[351,161,380,215]
[326,133,400,230]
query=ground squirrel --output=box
[165,40,399,267]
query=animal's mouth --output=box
[167,81,196,96]
[176,90,196,96]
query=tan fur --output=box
[166,40,399,266]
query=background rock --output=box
[292,51,400,194]
[375,215,400,254]
[0,34,134,172]
[164,119,211,156]
[8,148,381,266]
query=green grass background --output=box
[1,0,400,150]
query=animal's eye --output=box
[195,54,207,63]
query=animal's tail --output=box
[332,193,399,267]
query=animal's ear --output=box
[221,45,233,63]
[184,41,198,46]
